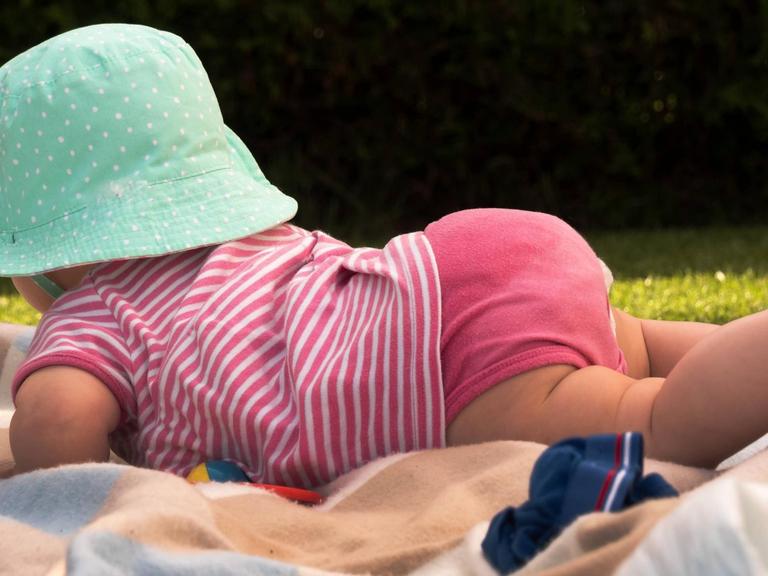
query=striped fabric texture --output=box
[13,224,444,487]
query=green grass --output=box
[607,271,768,324]
[586,226,768,324]
[0,285,40,326]
[2,226,768,326]
[586,227,768,278]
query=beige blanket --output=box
[0,322,754,575]
[0,426,724,575]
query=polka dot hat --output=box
[0,23,297,276]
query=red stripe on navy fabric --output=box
[594,433,624,511]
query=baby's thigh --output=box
[445,364,576,446]
[447,364,660,449]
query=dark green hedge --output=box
[2,1,768,239]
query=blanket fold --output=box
[0,431,716,576]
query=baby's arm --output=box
[10,366,120,473]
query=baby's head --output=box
[0,24,297,310]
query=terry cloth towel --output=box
[482,432,677,574]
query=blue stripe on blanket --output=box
[68,531,300,576]
[12,327,34,354]
[0,464,121,535]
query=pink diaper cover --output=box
[424,209,627,424]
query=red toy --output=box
[187,460,323,505]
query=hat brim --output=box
[0,126,298,276]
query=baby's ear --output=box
[11,277,55,314]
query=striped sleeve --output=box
[12,280,135,420]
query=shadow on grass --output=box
[586,226,768,279]
[0,278,16,296]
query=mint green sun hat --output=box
[0,23,297,276]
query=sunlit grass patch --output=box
[0,293,40,326]
[611,269,768,324]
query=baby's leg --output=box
[447,363,664,452]
[449,309,768,469]
[647,308,768,467]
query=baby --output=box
[2,24,765,487]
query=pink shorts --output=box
[424,209,627,424]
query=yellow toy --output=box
[187,460,323,505]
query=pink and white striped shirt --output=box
[13,224,444,487]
